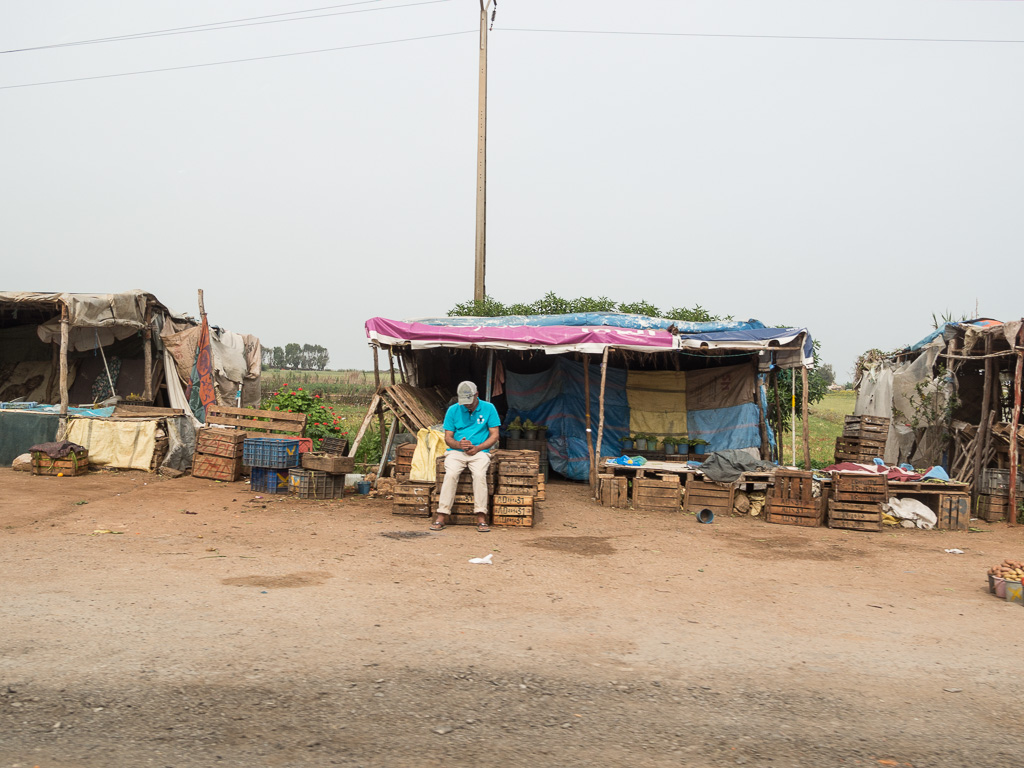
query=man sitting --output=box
[430,381,500,532]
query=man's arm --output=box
[466,426,500,456]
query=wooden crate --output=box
[634,476,682,512]
[195,427,246,459]
[828,499,882,531]
[30,449,89,476]
[977,494,1008,522]
[765,470,824,526]
[393,481,433,515]
[302,452,355,474]
[766,512,823,528]
[842,415,890,439]
[498,461,540,477]
[834,436,886,462]
[493,493,534,507]
[831,473,887,503]
[445,513,491,526]
[683,478,734,515]
[598,474,628,508]
[492,514,534,527]
[936,494,970,531]
[192,453,243,482]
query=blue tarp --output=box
[503,358,765,481]
[504,357,629,481]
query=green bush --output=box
[261,385,348,446]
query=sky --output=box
[3,0,1022,381]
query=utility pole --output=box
[473,0,494,303]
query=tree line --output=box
[261,343,330,371]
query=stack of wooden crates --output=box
[493,449,541,527]
[404,449,542,526]
[765,469,824,527]
[392,442,434,517]
[828,472,886,531]
[977,468,1012,522]
[834,415,890,463]
[429,454,497,525]
[290,451,353,499]
[192,427,246,481]
[393,443,415,483]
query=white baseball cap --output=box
[457,381,478,406]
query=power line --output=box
[501,27,1024,45]
[0,30,474,91]
[1,0,451,55]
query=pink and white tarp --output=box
[365,317,810,361]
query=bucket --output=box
[355,480,372,495]
[994,577,1007,599]
[696,508,715,524]
[1006,580,1024,605]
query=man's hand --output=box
[459,438,473,452]
[465,445,480,456]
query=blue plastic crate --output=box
[250,466,290,494]
[243,438,301,469]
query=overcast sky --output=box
[3,1,1022,380]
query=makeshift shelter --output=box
[359,314,814,484]
[0,290,261,470]
[854,318,1023,518]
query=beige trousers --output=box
[437,450,491,516]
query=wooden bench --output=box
[205,404,307,437]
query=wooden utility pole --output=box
[473,0,494,302]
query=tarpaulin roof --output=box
[365,314,814,366]
[0,290,164,329]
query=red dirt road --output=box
[2,469,1023,767]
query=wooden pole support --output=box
[595,347,610,482]
[1008,333,1023,527]
[801,365,811,470]
[57,303,70,439]
[583,354,596,492]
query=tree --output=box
[272,346,285,369]
[819,363,836,387]
[448,293,723,321]
[284,343,302,370]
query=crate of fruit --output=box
[31,449,89,476]
[243,438,300,469]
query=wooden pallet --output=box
[206,404,306,437]
[682,478,735,516]
[634,476,682,512]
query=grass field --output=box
[786,389,857,469]
[260,369,377,402]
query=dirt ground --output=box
[2,468,1023,768]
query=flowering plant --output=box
[261,386,347,445]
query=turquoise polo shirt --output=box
[443,400,500,452]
